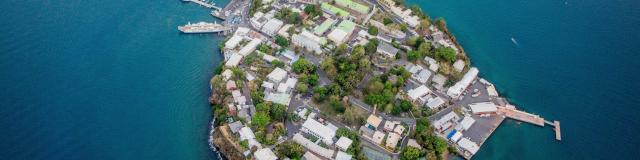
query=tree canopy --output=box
[292,58,315,74]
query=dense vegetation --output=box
[363,66,412,115]
[336,128,367,160]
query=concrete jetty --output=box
[183,0,222,10]
[498,106,561,141]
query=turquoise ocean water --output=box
[405,0,640,159]
[0,0,226,159]
[1,0,639,159]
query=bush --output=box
[368,25,379,35]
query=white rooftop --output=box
[453,59,465,72]
[457,138,480,154]
[469,102,498,114]
[447,67,479,98]
[385,132,401,149]
[302,119,336,144]
[267,67,288,82]
[335,137,353,151]
[254,148,277,160]
[335,151,353,160]
[225,53,243,67]
[408,85,431,101]
[459,116,476,131]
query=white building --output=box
[447,67,479,98]
[433,111,459,132]
[335,151,353,160]
[385,132,401,149]
[254,148,278,160]
[458,116,476,131]
[424,56,439,72]
[225,35,244,49]
[431,74,447,91]
[412,69,432,84]
[404,63,424,74]
[468,102,498,114]
[372,131,385,144]
[292,30,324,54]
[327,20,356,44]
[393,125,405,135]
[457,138,480,155]
[277,24,293,38]
[238,38,263,56]
[301,119,336,145]
[449,131,463,142]
[453,59,465,72]
[407,85,431,102]
[335,137,353,151]
[293,133,335,159]
[377,42,399,58]
[225,53,243,67]
[267,67,288,83]
[261,18,284,36]
[251,12,268,28]
[426,96,445,110]
[264,93,291,106]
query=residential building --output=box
[277,24,293,38]
[453,59,465,72]
[433,111,459,132]
[327,20,356,44]
[385,132,401,149]
[457,138,480,155]
[261,18,284,36]
[264,92,291,105]
[225,53,243,67]
[293,133,335,159]
[292,30,324,54]
[377,42,399,58]
[372,131,385,144]
[424,56,439,72]
[238,38,263,56]
[412,69,432,84]
[407,85,431,102]
[254,148,277,160]
[426,96,445,110]
[225,35,244,49]
[267,67,288,83]
[393,125,405,135]
[228,121,243,134]
[335,137,353,151]
[446,67,479,98]
[303,152,322,160]
[301,119,337,145]
[366,115,382,130]
[335,151,353,160]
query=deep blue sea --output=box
[405,0,640,159]
[1,0,639,159]
[0,0,226,159]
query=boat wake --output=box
[511,37,519,46]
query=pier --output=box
[210,0,244,20]
[498,106,561,141]
[182,0,222,10]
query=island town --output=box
[178,0,561,159]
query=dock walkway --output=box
[183,0,222,10]
[498,106,562,141]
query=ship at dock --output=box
[177,21,231,34]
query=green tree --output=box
[276,141,305,159]
[313,86,328,101]
[407,50,420,62]
[365,39,379,54]
[272,60,285,68]
[256,103,270,113]
[436,47,456,63]
[296,83,308,93]
[271,104,287,121]
[383,17,393,25]
[274,35,289,47]
[335,43,348,55]
[252,112,271,128]
[292,58,315,74]
[401,147,422,160]
[368,25,379,35]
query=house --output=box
[261,18,284,36]
[222,69,233,81]
[225,53,243,67]
[407,85,431,102]
[377,42,399,58]
[468,102,498,115]
[262,54,277,63]
[335,151,353,160]
[457,138,480,155]
[264,92,291,105]
[267,67,288,83]
[446,67,479,98]
[281,49,299,64]
[277,24,293,38]
[284,77,298,91]
[228,104,237,116]
[226,80,237,91]
[366,115,382,130]
[404,63,424,74]
[335,137,353,151]
[251,12,268,28]
[293,133,335,159]
[372,131,385,144]
[424,56,439,72]
[238,38,263,56]
[225,35,244,50]
[303,152,322,160]
[292,30,324,54]
[426,96,445,110]
[385,132,401,149]
[453,59,465,73]
[228,121,243,134]
[412,69,432,84]
[359,126,375,138]
[458,116,476,131]
[433,111,459,132]
[327,20,356,44]
[314,18,336,35]
[254,148,278,160]
[393,125,405,135]
[261,81,275,90]
[431,74,447,91]
[383,120,398,132]
[239,127,262,149]
[301,118,337,145]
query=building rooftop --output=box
[372,131,385,144]
[457,138,480,155]
[335,0,370,14]
[254,148,278,160]
[377,42,399,57]
[335,137,353,151]
[302,118,337,143]
[366,115,382,129]
[385,132,401,149]
[267,67,288,82]
[468,102,498,114]
[314,18,336,35]
[408,85,431,101]
[321,3,350,17]
[335,151,353,160]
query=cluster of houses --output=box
[359,114,406,151]
[379,0,421,28]
[403,61,447,111]
[290,112,356,160]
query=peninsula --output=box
[179,0,561,159]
